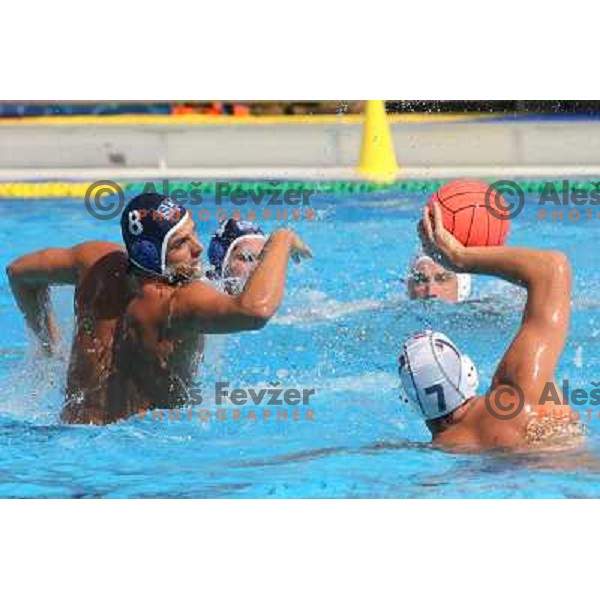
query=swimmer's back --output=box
[65,242,204,423]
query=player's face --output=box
[166,216,204,278]
[407,260,459,302]
[225,238,266,279]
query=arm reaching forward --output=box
[175,229,312,333]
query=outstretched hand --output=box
[418,202,466,271]
[288,231,313,264]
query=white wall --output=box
[0,120,598,171]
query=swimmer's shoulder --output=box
[72,241,124,262]
[463,394,576,451]
[72,241,126,275]
[437,394,524,450]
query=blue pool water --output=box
[1,187,600,498]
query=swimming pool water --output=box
[1,187,600,498]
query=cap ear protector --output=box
[398,330,479,420]
[129,239,161,275]
[456,273,472,302]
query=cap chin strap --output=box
[128,257,193,285]
[128,257,166,279]
[128,210,193,284]
[160,211,190,274]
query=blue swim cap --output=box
[120,193,189,277]
[208,219,265,276]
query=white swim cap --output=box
[398,330,479,420]
[408,254,472,302]
[217,233,266,294]
[222,234,266,279]
[456,273,472,302]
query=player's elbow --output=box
[6,255,33,283]
[247,314,270,331]
[537,251,571,299]
[5,262,15,281]
[546,251,571,284]
[240,311,270,332]
[246,305,274,329]
[239,300,275,330]
[5,260,22,283]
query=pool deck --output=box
[2,114,600,182]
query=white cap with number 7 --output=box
[398,330,479,420]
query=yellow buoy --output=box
[357,100,399,183]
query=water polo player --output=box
[398,202,581,451]
[406,253,471,302]
[206,219,267,295]
[6,193,312,424]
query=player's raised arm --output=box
[420,202,571,402]
[6,241,120,354]
[6,246,80,353]
[175,229,312,333]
